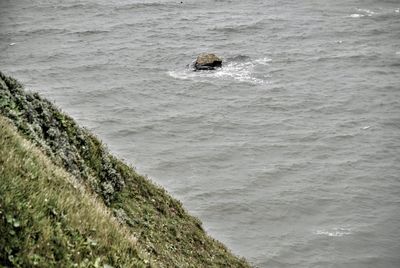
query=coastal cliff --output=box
[0,71,250,267]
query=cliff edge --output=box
[0,71,250,267]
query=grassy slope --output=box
[0,116,148,267]
[0,71,250,267]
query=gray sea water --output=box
[1,0,400,267]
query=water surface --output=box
[1,0,400,266]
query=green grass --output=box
[0,71,250,267]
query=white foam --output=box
[395,8,399,13]
[168,57,270,85]
[9,43,16,46]
[350,8,375,18]
[315,227,351,237]
[254,57,272,65]
[362,126,371,130]
[349,14,364,18]
[357,8,375,16]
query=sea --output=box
[1,0,400,267]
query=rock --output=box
[194,53,222,70]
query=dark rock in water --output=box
[194,53,222,71]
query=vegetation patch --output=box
[0,116,149,267]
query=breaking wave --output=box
[168,56,271,85]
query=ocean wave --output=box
[349,14,365,18]
[168,56,271,85]
[209,19,265,33]
[349,8,375,18]
[254,57,272,65]
[314,53,380,62]
[364,8,400,22]
[349,7,399,21]
[226,55,251,62]
[56,3,94,10]
[315,227,352,237]
[113,2,171,11]
[357,8,375,16]
[68,30,110,36]
[19,28,67,36]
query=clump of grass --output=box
[0,71,250,267]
